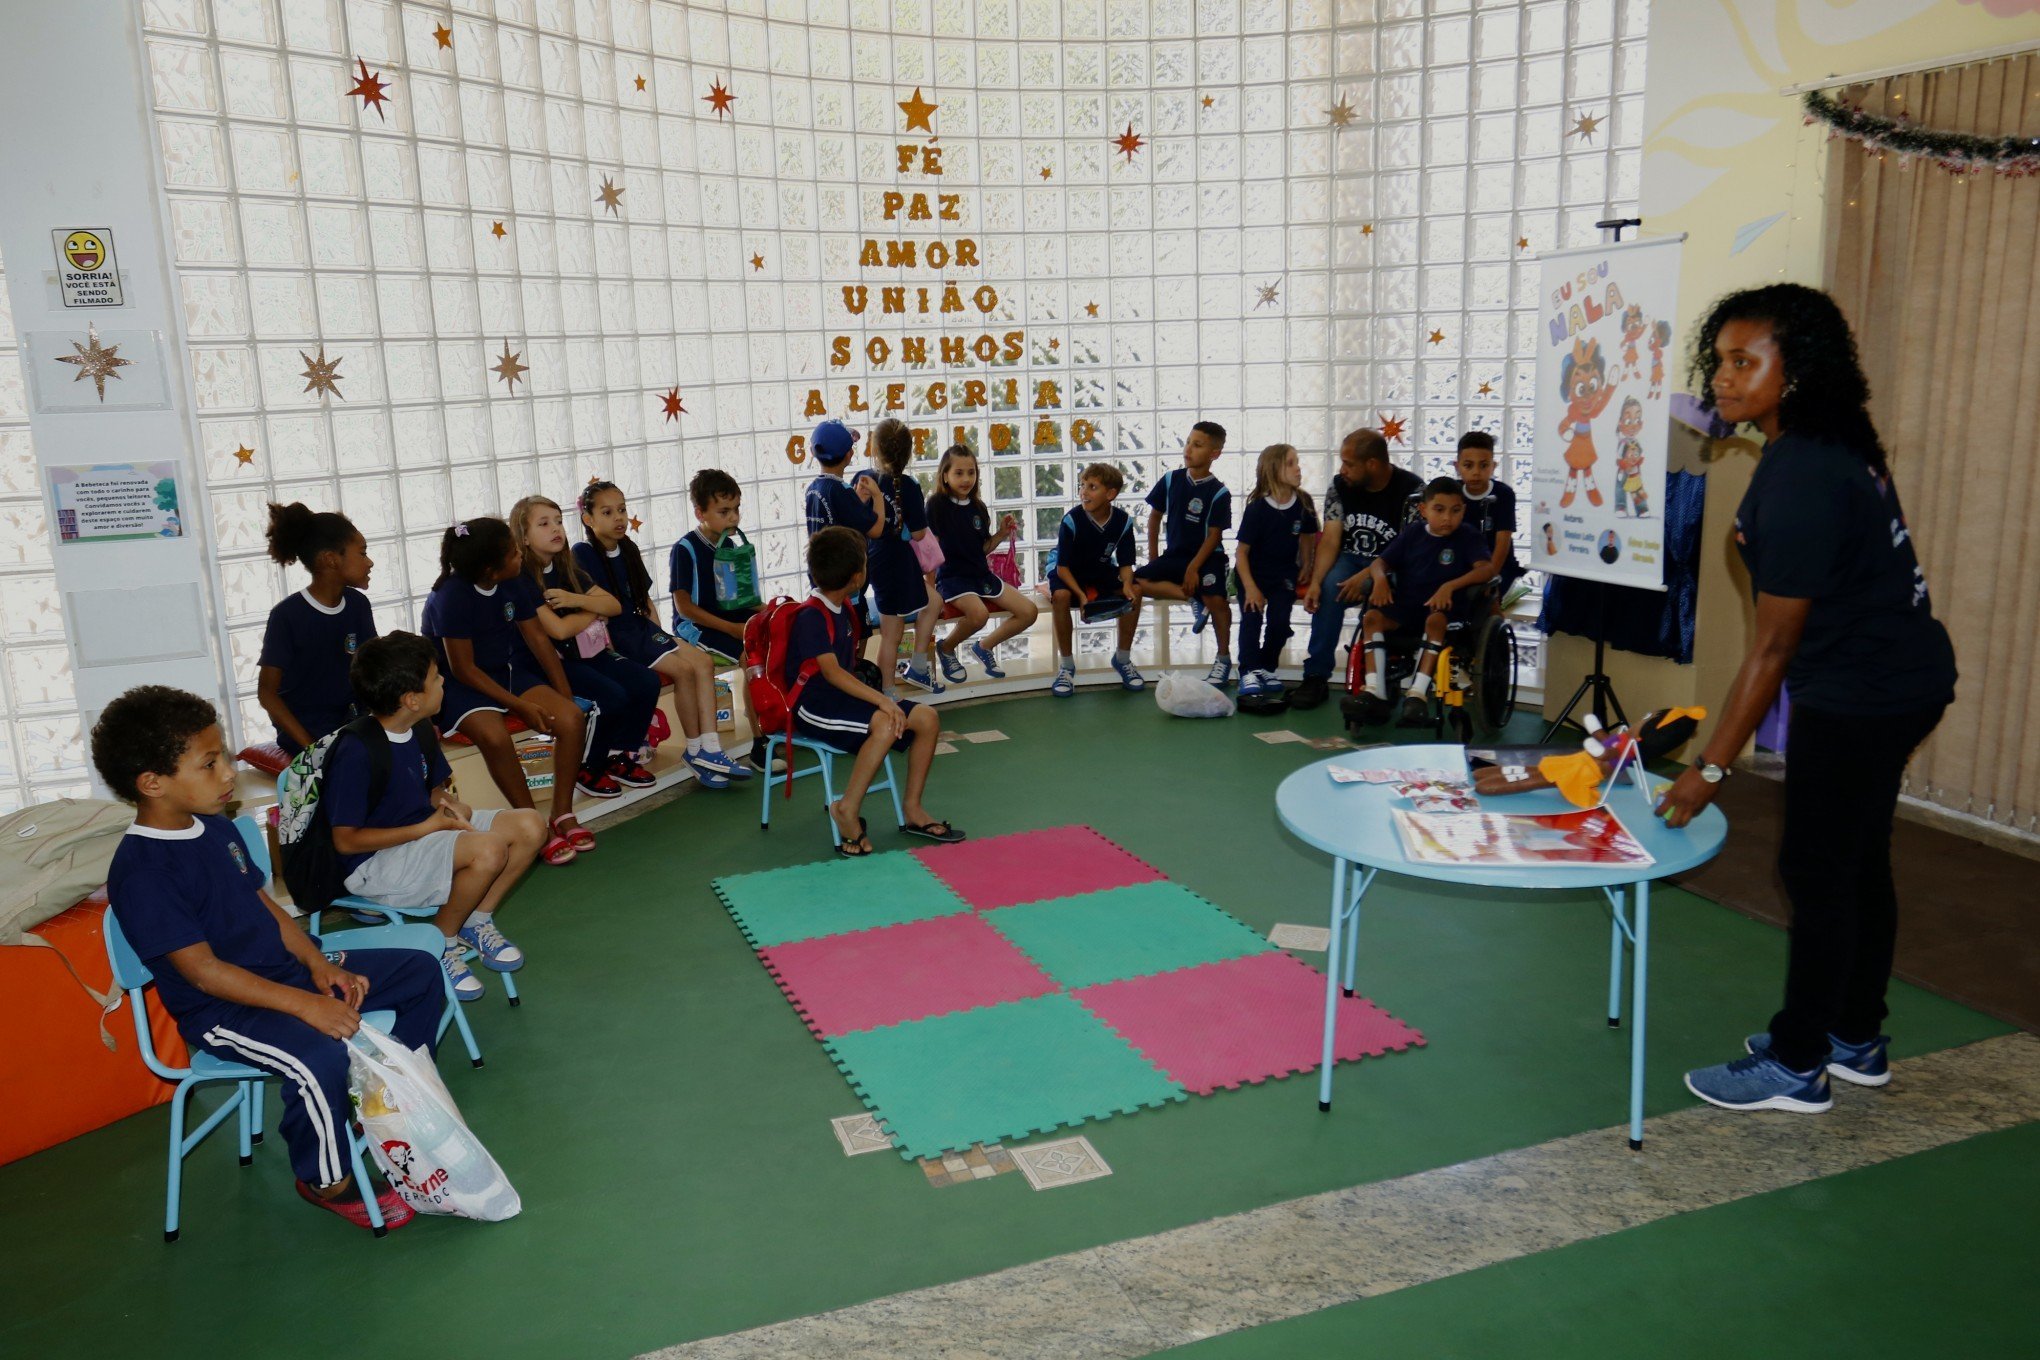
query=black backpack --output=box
[275,716,442,915]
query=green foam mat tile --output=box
[714,849,967,948]
[982,881,1275,988]
[822,993,1187,1160]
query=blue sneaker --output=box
[1051,664,1075,697]
[699,747,753,782]
[1745,1031,1891,1088]
[937,646,967,684]
[457,915,524,973]
[683,751,732,789]
[1111,654,1146,691]
[897,659,939,694]
[1189,597,1209,634]
[1204,657,1232,688]
[1684,1051,1832,1114]
[441,939,485,1002]
[967,641,1006,679]
[1237,670,1264,698]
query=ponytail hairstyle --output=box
[933,444,986,522]
[265,501,358,572]
[870,418,913,476]
[1249,443,1314,521]
[435,516,515,589]
[508,495,592,594]
[577,479,655,609]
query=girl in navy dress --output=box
[574,481,749,788]
[257,502,378,755]
[926,445,1040,683]
[854,418,945,694]
[421,517,593,865]
[510,495,662,800]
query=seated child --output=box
[1134,420,1234,686]
[326,633,546,1002]
[1046,462,1145,696]
[669,468,760,664]
[854,418,945,695]
[1234,443,1320,698]
[576,480,750,789]
[791,527,965,855]
[926,443,1040,682]
[510,494,660,798]
[1354,477,1498,727]
[422,517,593,865]
[258,502,377,755]
[1452,431,1522,598]
[95,685,442,1233]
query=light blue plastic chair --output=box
[233,815,492,1058]
[100,908,442,1241]
[757,734,906,846]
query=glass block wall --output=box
[140,0,1646,745]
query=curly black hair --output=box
[1688,283,1887,473]
[91,685,219,802]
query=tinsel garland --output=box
[1803,89,2040,178]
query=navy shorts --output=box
[870,559,935,618]
[1050,569,1119,601]
[607,615,680,667]
[438,654,536,735]
[792,685,919,755]
[1134,554,1226,599]
[936,573,1002,603]
[1376,598,1473,634]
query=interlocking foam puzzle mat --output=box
[714,826,1423,1159]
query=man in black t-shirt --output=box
[1290,428,1422,708]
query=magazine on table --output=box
[1393,806,1656,868]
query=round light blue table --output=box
[1276,743,1727,1148]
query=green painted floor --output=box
[0,692,2017,1359]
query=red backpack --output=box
[743,595,863,797]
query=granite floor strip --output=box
[641,1033,2040,1360]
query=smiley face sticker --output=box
[52,226,123,307]
[63,231,107,272]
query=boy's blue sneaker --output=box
[897,659,939,694]
[1112,655,1146,691]
[1204,657,1232,688]
[937,646,967,683]
[683,751,732,789]
[699,747,753,782]
[967,641,1006,679]
[1189,597,1209,634]
[441,939,486,1002]
[1745,1031,1891,1088]
[458,915,524,972]
[1238,671,1264,697]
[1051,664,1075,697]
[1684,1051,1832,1114]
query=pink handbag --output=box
[911,532,945,572]
[989,541,1021,589]
[574,618,613,659]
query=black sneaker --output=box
[1396,695,1432,728]
[1341,691,1391,727]
[1288,674,1330,710]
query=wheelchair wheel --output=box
[1465,616,1518,736]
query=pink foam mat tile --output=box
[759,912,1061,1037]
[913,825,1165,911]
[1074,951,1425,1095]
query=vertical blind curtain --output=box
[1822,53,2040,836]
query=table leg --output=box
[1318,858,1348,1112]
[1629,879,1651,1150]
[1341,867,1373,998]
[1606,885,1627,1029]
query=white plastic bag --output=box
[1154,671,1236,719]
[347,1022,521,1221]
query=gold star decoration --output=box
[1113,123,1146,163]
[660,388,687,422]
[703,79,735,120]
[232,443,256,466]
[634,74,646,92]
[1476,380,1494,398]
[1428,328,1447,346]
[1571,109,1602,142]
[347,57,391,121]
[1039,165,1053,180]
[491,220,506,239]
[1255,280,1282,309]
[596,175,625,217]
[1360,222,1374,236]
[1084,301,1099,317]
[1517,236,1530,250]
[1379,412,1407,446]
[629,515,643,533]
[898,87,938,134]
[750,252,765,271]
[491,341,528,395]
[54,324,134,401]
[1328,95,1356,128]
[1202,94,1215,109]
[1048,338,1060,351]
[298,345,345,401]
[433,23,451,49]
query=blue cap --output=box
[811,419,859,465]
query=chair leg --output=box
[165,1082,193,1242]
[501,968,520,1007]
[438,978,486,1066]
[818,749,842,847]
[236,1081,254,1165]
[346,1129,389,1238]
[759,736,776,830]
[880,754,906,830]
[249,1082,264,1144]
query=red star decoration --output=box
[629,516,643,533]
[1379,412,1407,445]
[750,253,765,271]
[433,24,452,49]
[660,388,687,422]
[490,221,506,239]
[347,58,391,121]
[1113,123,1146,162]
[703,79,735,120]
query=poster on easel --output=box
[1529,235,1684,592]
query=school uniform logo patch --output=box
[344,632,360,654]
[502,601,516,621]
[1188,497,1205,516]
[1440,548,1457,566]
[228,841,250,875]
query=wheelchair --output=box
[1337,580,1518,744]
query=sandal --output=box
[831,807,873,858]
[902,819,966,844]
[539,831,577,867]
[552,814,596,854]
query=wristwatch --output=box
[1694,760,1731,785]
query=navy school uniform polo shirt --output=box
[420,576,538,688]
[804,472,879,538]
[1377,521,1493,613]
[1053,505,1136,588]
[258,588,377,754]
[321,724,453,878]
[669,528,759,635]
[1235,495,1321,594]
[928,496,994,585]
[1145,469,1232,559]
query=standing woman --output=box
[1659,284,1957,1116]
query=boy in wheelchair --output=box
[1345,478,1498,728]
